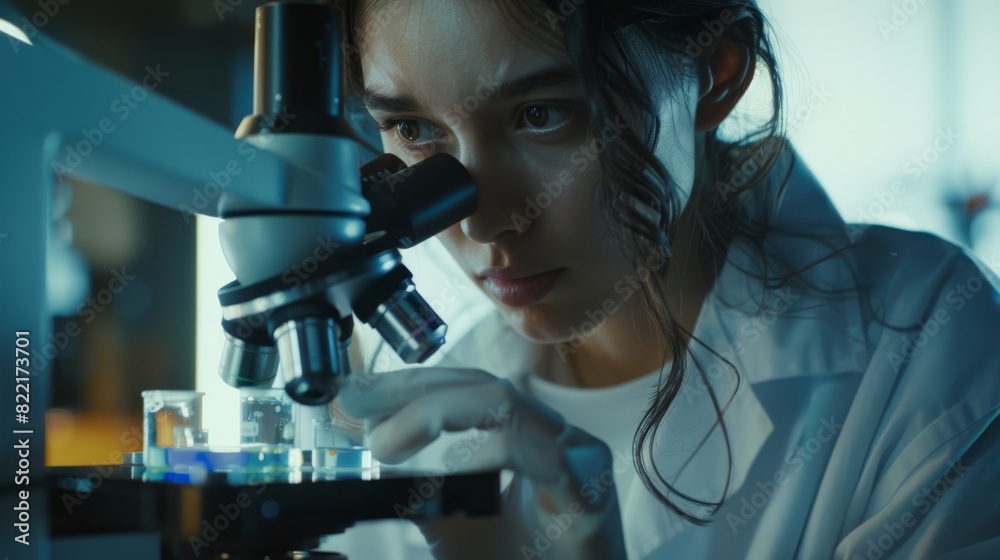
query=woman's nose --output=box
[456,151,535,245]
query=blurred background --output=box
[3,0,996,466]
[758,0,1000,258]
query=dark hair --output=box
[339,0,814,526]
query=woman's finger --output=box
[367,380,566,466]
[336,367,496,419]
[442,429,570,486]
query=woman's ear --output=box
[695,32,756,132]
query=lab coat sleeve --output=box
[831,239,1000,559]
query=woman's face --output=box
[358,0,694,343]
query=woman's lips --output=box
[480,268,566,308]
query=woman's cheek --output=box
[545,158,609,239]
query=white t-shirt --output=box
[527,352,665,504]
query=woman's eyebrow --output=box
[363,89,421,114]
[362,64,579,113]
[498,64,579,99]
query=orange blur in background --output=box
[46,409,142,466]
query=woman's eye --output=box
[519,104,579,134]
[376,118,442,153]
[524,106,550,128]
[397,120,422,142]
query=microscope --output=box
[0,1,498,558]
[215,2,473,407]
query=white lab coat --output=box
[322,145,1000,559]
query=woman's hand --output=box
[335,367,627,560]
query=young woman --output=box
[332,1,1000,558]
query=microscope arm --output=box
[2,22,344,219]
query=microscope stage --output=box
[47,464,500,559]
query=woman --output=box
[332,0,1000,558]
